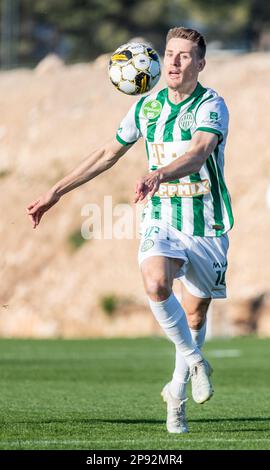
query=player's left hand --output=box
[134,171,161,203]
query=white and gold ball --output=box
[108,43,161,95]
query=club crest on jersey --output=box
[142,100,162,119]
[178,112,194,131]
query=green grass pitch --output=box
[0,336,269,450]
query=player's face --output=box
[164,38,205,90]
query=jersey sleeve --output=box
[195,96,229,144]
[116,100,142,146]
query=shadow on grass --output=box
[5,416,270,427]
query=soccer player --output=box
[27,27,234,434]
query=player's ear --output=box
[198,58,206,72]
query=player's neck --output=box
[168,81,198,105]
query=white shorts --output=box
[138,221,229,299]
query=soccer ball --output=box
[108,43,161,95]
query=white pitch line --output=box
[0,438,270,446]
[0,349,242,361]
[207,349,241,358]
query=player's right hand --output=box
[27,191,60,229]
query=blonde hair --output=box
[166,27,206,59]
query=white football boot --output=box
[190,359,214,404]
[161,383,188,434]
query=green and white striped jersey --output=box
[116,82,234,237]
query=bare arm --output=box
[27,138,131,228]
[51,138,131,196]
[134,131,218,202]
